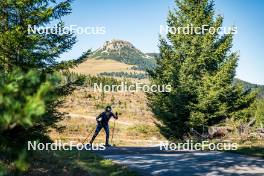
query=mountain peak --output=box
[102,39,135,52]
[90,39,156,71]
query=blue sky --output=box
[59,0,264,85]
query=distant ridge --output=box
[234,79,264,98]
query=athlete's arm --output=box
[96,112,103,121]
[112,112,118,120]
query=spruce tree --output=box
[0,0,85,172]
[0,0,76,71]
[148,0,256,139]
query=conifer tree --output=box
[0,0,84,172]
[0,0,76,71]
[148,0,256,139]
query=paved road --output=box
[91,147,264,176]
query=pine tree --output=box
[148,0,256,139]
[0,0,76,71]
[0,0,84,173]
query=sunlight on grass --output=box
[22,150,139,176]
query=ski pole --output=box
[82,127,95,145]
[78,127,94,160]
[111,119,116,145]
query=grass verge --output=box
[21,149,139,176]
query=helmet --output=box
[105,106,112,112]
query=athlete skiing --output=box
[89,106,118,146]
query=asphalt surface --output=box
[91,146,264,176]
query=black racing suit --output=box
[89,111,118,145]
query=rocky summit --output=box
[90,39,156,71]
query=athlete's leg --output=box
[103,124,110,145]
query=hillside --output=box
[91,40,156,71]
[51,77,164,146]
[73,39,264,96]
[72,58,143,75]
[73,40,156,80]
[234,79,264,98]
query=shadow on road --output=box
[91,146,264,176]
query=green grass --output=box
[21,149,139,176]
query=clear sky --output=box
[59,0,264,85]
